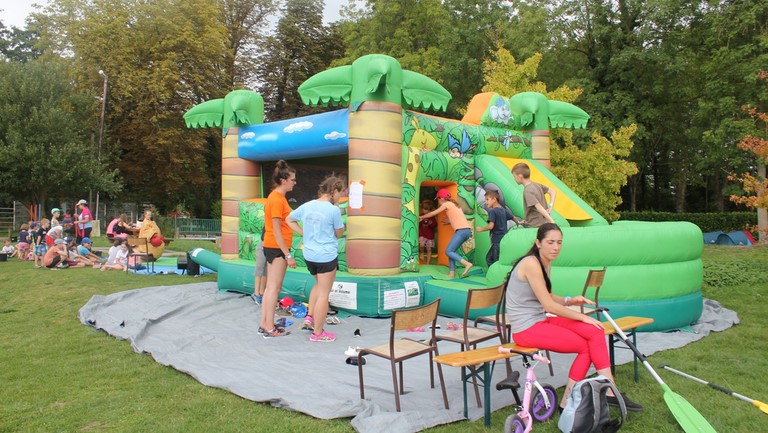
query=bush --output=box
[619,211,756,233]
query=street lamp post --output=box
[95,70,108,222]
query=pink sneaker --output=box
[309,330,336,342]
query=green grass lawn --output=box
[1,243,766,433]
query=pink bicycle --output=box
[497,347,558,433]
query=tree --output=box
[0,22,42,62]
[35,0,234,216]
[0,60,120,206]
[256,0,343,121]
[219,0,277,88]
[337,0,449,90]
[482,45,637,220]
[730,70,768,243]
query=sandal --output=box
[325,316,341,325]
[446,322,463,331]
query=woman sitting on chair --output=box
[134,209,165,259]
[107,214,134,240]
[505,223,643,412]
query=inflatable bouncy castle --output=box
[184,54,703,331]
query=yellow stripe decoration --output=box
[222,175,260,200]
[348,161,402,196]
[347,216,401,240]
[348,111,402,142]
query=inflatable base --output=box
[211,258,704,331]
[217,259,434,317]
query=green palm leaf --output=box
[402,70,451,112]
[183,98,225,128]
[548,100,590,129]
[298,65,353,107]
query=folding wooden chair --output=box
[438,285,506,407]
[127,237,156,273]
[575,267,607,319]
[357,299,448,412]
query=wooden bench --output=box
[434,343,538,427]
[603,316,654,382]
[434,316,653,426]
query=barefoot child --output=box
[418,189,474,279]
[418,200,437,264]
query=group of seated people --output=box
[8,208,165,271]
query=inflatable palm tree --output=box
[184,90,265,260]
[298,54,451,275]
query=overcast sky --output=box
[1,0,350,29]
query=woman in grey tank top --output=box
[505,223,643,412]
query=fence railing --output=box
[0,205,15,239]
[173,218,221,239]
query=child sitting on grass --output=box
[101,238,129,272]
[77,237,106,267]
[2,239,16,258]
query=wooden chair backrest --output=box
[392,299,440,332]
[466,284,505,311]
[581,267,607,317]
[583,267,606,290]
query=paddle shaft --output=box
[601,310,665,386]
[660,365,768,414]
[602,310,718,433]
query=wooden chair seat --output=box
[364,339,435,360]
[437,327,499,345]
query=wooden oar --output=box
[660,364,768,415]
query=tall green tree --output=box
[0,60,120,206]
[0,21,42,62]
[35,0,233,215]
[437,0,511,115]
[257,0,343,121]
[482,45,637,220]
[338,0,449,95]
[219,0,277,88]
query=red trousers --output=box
[512,315,610,381]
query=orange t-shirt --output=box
[263,190,293,250]
[444,201,469,230]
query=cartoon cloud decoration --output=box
[184,90,265,137]
[298,54,451,112]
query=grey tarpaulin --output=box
[78,284,738,433]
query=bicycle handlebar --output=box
[497,346,550,364]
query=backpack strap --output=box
[601,380,626,433]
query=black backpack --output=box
[558,375,626,433]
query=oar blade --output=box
[662,387,717,433]
[755,400,768,415]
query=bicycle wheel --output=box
[531,384,558,422]
[504,414,526,433]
